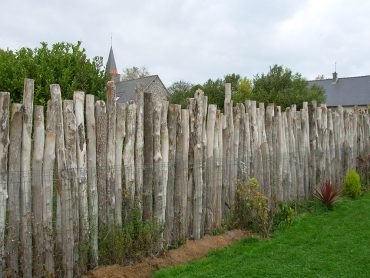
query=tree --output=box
[168,80,195,108]
[0,41,109,105]
[315,74,325,80]
[251,65,325,109]
[232,77,253,104]
[121,66,150,81]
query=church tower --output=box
[106,46,120,82]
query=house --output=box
[106,47,169,103]
[308,72,370,110]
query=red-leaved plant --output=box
[314,180,341,209]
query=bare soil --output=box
[83,229,248,278]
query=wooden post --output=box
[214,111,223,228]
[143,92,153,221]
[175,109,189,241]
[73,91,89,272]
[193,90,204,240]
[0,92,9,277]
[63,100,79,276]
[85,95,99,266]
[123,102,136,217]
[20,79,34,277]
[205,104,216,233]
[32,105,44,276]
[42,100,57,275]
[6,103,22,277]
[165,104,180,244]
[187,98,196,238]
[135,84,144,210]
[115,102,127,226]
[95,101,107,234]
[231,105,241,205]
[106,82,116,226]
[51,84,74,278]
[153,101,163,221]
[223,84,233,216]
[159,101,169,225]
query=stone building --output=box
[106,47,169,103]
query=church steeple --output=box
[106,46,118,75]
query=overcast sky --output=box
[1,0,370,86]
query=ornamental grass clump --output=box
[314,180,341,209]
[343,169,362,199]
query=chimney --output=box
[332,71,338,84]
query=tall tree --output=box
[0,42,109,105]
[121,66,150,81]
[252,65,325,109]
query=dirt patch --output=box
[83,230,248,278]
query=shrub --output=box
[98,208,163,266]
[275,203,295,226]
[314,180,341,209]
[233,178,274,238]
[343,169,362,199]
[357,153,370,191]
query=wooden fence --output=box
[0,79,369,277]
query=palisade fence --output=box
[0,79,369,277]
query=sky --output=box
[1,0,370,86]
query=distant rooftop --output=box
[308,74,370,107]
[116,75,158,103]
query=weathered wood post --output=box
[73,91,89,272]
[135,84,144,210]
[6,103,22,277]
[0,92,9,278]
[115,102,127,226]
[175,109,189,241]
[193,90,204,240]
[63,100,79,276]
[51,84,74,278]
[143,92,154,221]
[32,105,44,276]
[165,104,180,244]
[159,101,169,225]
[153,101,162,221]
[187,98,196,237]
[20,79,34,277]
[123,102,136,218]
[106,82,117,226]
[42,100,57,275]
[86,94,99,266]
[214,110,223,228]
[205,104,216,233]
[95,101,107,234]
[223,84,233,216]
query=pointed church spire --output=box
[106,46,118,75]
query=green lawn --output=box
[154,194,370,277]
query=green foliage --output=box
[99,208,163,265]
[155,194,370,277]
[0,42,109,105]
[274,203,295,226]
[232,178,274,238]
[343,169,362,199]
[251,65,325,109]
[168,66,325,111]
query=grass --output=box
[154,194,370,277]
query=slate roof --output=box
[116,75,158,103]
[106,46,118,75]
[308,75,370,107]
